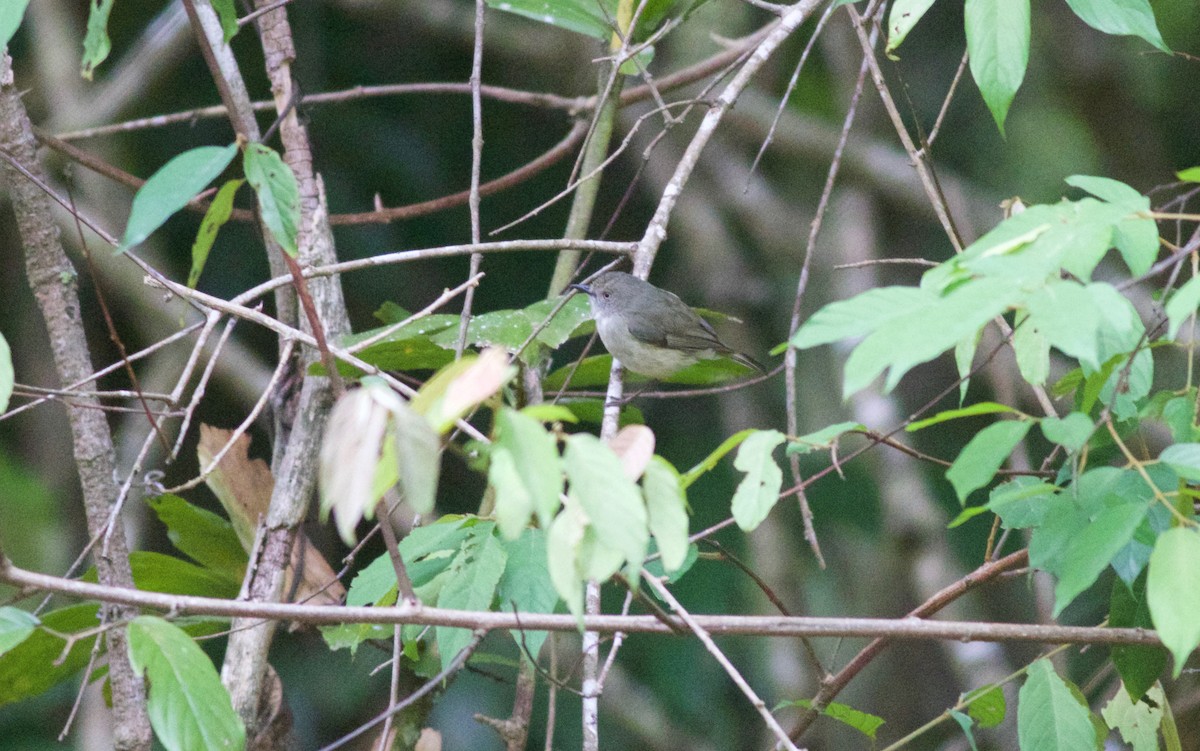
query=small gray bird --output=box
[570,271,764,379]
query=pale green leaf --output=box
[965,0,1030,135]
[497,529,557,660]
[436,531,507,672]
[1017,659,1099,751]
[127,616,245,751]
[643,456,689,572]
[1012,310,1050,386]
[1052,502,1147,616]
[786,421,864,455]
[1040,412,1094,453]
[730,430,786,531]
[81,0,115,80]
[494,407,563,529]
[681,428,756,488]
[1024,281,1102,369]
[885,0,937,58]
[0,0,30,49]
[954,332,979,403]
[393,399,440,514]
[120,144,239,252]
[791,286,930,349]
[1064,0,1169,52]
[1159,443,1200,483]
[1066,174,1158,276]
[907,402,1023,432]
[1165,276,1200,340]
[1101,683,1164,751]
[0,608,38,656]
[946,420,1032,503]
[546,499,587,619]
[243,143,300,256]
[188,179,243,288]
[564,434,648,569]
[1148,528,1200,674]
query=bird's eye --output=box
[602,292,611,299]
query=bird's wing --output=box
[627,294,728,353]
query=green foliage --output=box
[778,699,885,740]
[964,0,1030,135]
[0,604,100,706]
[146,494,247,583]
[127,616,246,751]
[786,421,864,455]
[1110,575,1167,700]
[0,607,37,656]
[242,143,300,257]
[189,179,244,288]
[1101,683,1166,751]
[210,0,240,42]
[1147,528,1200,675]
[945,420,1031,503]
[81,0,115,80]
[730,429,786,531]
[120,144,239,252]
[1017,659,1100,751]
[0,0,30,50]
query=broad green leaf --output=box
[1012,310,1050,386]
[485,0,615,39]
[490,449,535,541]
[1147,528,1200,674]
[546,498,587,619]
[1179,166,1200,183]
[681,428,755,489]
[791,286,930,349]
[544,353,754,389]
[1017,659,1099,751]
[494,407,563,531]
[1040,412,1094,453]
[954,332,979,403]
[0,333,11,414]
[211,0,239,42]
[546,398,644,427]
[964,684,1006,728]
[1052,502,1147,616]
[842,278,1016,395]
[1110,574,1167,700]
[1024,281,1101,369]
[564,434,648,570]
[348,335,456,374]
[128,616,245,751]
[188,178,243,288]
[987,477,1060,529]
[145,494,247,582]
[497,529,558,660]
[0,604,99,706]
[1159,443,1200,483]
[0,608,37,656]
[436,531,507,672]
[786,421,864,455]
[885,0,937,58]
[730,430,786,531]
[964,0,1030,135]
[1064,0,1169,52]
[643,456,689,572]
[431,309,533,353]
[393,399,440,514]
[0,0,30,49]
[520,403,578,423]
[1165,276,1200,340]
[120,144,239,251]
[526,295,593,350]
[1101,683,1164,751]
[98,551,241,599]
[1065,174,1158,276]
[780,699,885,740]
[950,710,980,751]
[946,420,1032,503]
[243,143,300,256]
[81,0,115,80]
[907,402,1023,432]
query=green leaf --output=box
[520,403,578,423]
[497,529,558,660]
[393,399,441,514]
[544,353,755,389]
[485,0,615,40]
[1165,276,1200,340]
[964,684,1006,728]
[436,531,507,672]
[786,421,864,455]
[564,434,648,571]
[1147,527,1200,674]
[680,428,756,489]
[188,179,243,288]
[120,144,239,252]
[955,332,980,403]
[546,499,587,619]
[884,0,937,59]
[964,0,1030,135]
[907,402,1023,432]
[1013,310,1050,386]
[0,0,30,49]
[950,710,980,751]
[0,333,12,414]
[127,616,245,751]
[946,420,1032,503]
[1040,412,1095,453]
[210,0,240,42]
[431,309,532,353]
[1159,443,1200,483]
[1024,281,1102,369]
[730,430,786,531]
[1178,166,1200,183]
[1018,659,1100,751]
[987,477,1060,529]
[1065,174,1158,276]
[526,295,593,350]
[792,286,930,349]
[1101,683,1165,751]
[492,407,563,534]
[781,699,885,739]
[1110,574,1167,700]
[1052,502,1147,616]
[243,143,300,256]
[0,604,99,706]
[547,398,644,427]
[1064,0,1169,52]
[0,607,38,656]
[81,0,115,80]
[145,494,247,583]
[643,456,689,572]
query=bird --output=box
[570,271,764,380]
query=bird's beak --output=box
[569,283,591,296]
